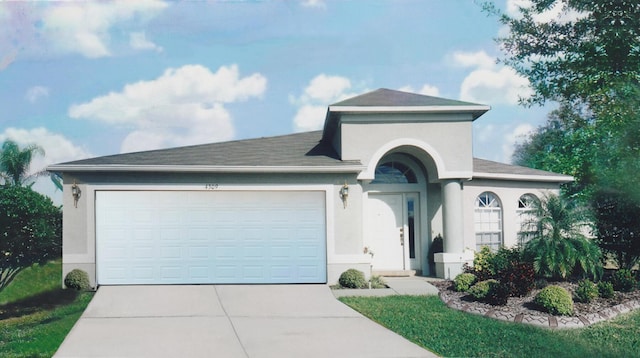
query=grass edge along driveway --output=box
[0,261,94,358]
[339,295,640,358]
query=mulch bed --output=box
[431,280,640,318]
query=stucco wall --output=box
[462,179,561,251]
[338,113,474,179]
[61,172,367,286]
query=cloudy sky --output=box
[0,0,551,203]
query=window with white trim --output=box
[371,161,418,184]
[517,194,539,246]
[474,192,502,252]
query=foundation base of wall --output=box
[434,252,474,279]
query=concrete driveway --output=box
[55,285,436,358]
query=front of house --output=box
[49,89,572,286]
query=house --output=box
[48,88,572,286]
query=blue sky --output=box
[0,0,552,203]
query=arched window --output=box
[371,161,418,184]
[517,194,539,246]
[474,192,502,252]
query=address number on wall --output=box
[205,184,219,190]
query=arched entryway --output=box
[362,153,427,274]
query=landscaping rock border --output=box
[439,290,640,328]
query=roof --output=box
[473,158,574,183]
[332,88,485,108]
[323,88,490,142]
[49,130,573,183]
[48,131,364,174]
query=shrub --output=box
[534,278,549,289]
[498,261,536,297]
[534,285,574,316]
[574,279,598,303]
[611,269,637,292]
[492,247,523,274]
[454,273,476,292]
[472,246,496,279]
[486,282,511,306]
[338,269,367,288]
[468,279,499,300]
[597,281,615,299]
[64,269,91,291]
[369,275,386,289]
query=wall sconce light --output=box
[340,182,349,208]
[71,181,81,208]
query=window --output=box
[474,192,502,252]
[371,161,418,184]
[517,194,539,246]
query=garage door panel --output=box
[96,190,326,284]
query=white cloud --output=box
[129,31,163,52]
[452,50,532,105]
[69,64,267,153]
[0,127,92,204]
[460,66,532,105]
[25,86,50,103]
[506,0,587,24]
[0,1,168,59]
[398,83,440,97]
[301,0,326,8]
[502,123,534,162]
[291,74,363,132]
[451,51,496,69]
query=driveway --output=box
[55,285,437,358]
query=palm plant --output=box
[522,193,602,280]
[0,139,45,187]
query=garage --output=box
[95,190,327,285]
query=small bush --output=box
[339,269,367,289]
[454,273,476,292]
[597,281,614,299]
[534,285,574,316]
[64,269,91,291]
[468,279,499,300]
[471,246,496,280]
[498,261,536,297]
[369,275,386,289]
[486,282,510,306]
[534,278,549,289]
[574,279,598,303]
[611,269,637,292]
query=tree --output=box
[592,188,640,270]
[0,139,45,187]
[523,193,601,280]
[0,186,61,291]
[487,0,640,106]
[512,102,598,200]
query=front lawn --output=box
[0,261,93,358]
[340,295,640,357]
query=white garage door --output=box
[96,190,327,285]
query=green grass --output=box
[340,295,640,358]
[0,260,94,357]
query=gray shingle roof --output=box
[473,158,573,182]
[331,88,485,107]
[49,130,572,183]
[49,131,362,172]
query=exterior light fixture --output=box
[340,182,349,208]
[71,180,81,208]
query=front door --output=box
[366,193,419,271]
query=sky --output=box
[0,0,554,204]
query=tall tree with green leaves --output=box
[487,0,640,107]
[0,139,45,187]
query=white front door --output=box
[366,193,420,271]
